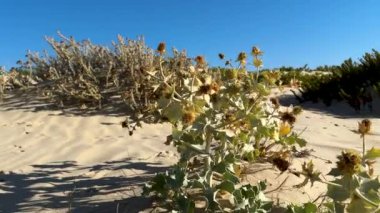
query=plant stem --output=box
[204,130,212,170]
[362,134,366,164]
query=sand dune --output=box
[0,89,379,212]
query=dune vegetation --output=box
[274,51,380,111]
[1,34,380,212]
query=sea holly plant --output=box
[293,119,380,213]
[118,43,308,212]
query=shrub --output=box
[291,50,380,110]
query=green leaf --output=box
[303,203,318,213]
[296,137,307,147]
[223,170,240,184]
[287,202,317,213]
[177,196,195,213]
[162,102,183,123]
[346,196,369,213]
[327,168,342,177]
[359,178,380,195]
[327,182,350,201]
[217,180,235,193]
[213,162,228,174]
[364,147,380,160]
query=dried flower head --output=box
[157,42,166,55]
[251,46,263,56]
[272,156,290,172]
[195,55,206,66]
[218,53,225,60]
[337,150,362,175]
[182,110,197,125]
[270,97,280,109]
[121,120,128,128]
[358,119,371,135]
[197,82,219,95]
[198,84,212,95]
[280,112,296,125]
[237,52,247,65]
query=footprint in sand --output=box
[13,145,25,152]
[24,123,33,134]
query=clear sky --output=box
[1,0,380,70]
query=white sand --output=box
[0,89,379,212]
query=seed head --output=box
[182,111,197,125]
[251,46,263,56]
[157,42,166,55]
[337,150,362,175]
[198,84,212,95]
[195,56,206,66]
[218,53,225,60]
[358,119,371,135]
[281,112,296,125]
[236,52,247,65]
[270,97,280,109]
[272,156,290,172]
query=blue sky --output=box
[1,0,379,70]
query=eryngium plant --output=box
[118,43,307,212]
[0,67,31,98]
[22,33,162,109]
[295,120,380,213]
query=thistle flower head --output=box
[337,150,362,175]
[280,112,296,125]
[195,55,206,66]
[197,81,219,95]
[182,110,197,125]
[157,42,166,55]
[218,53,225,60]
[358,119,371,135]
[251,46,263,56]
[270,97,280,109]
[272,156,290,172]
[236,52,247,65]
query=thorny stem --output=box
[157,56,185,102]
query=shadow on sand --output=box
[0,159,170,213]
[278,92,380,119]
[0,90,130,117]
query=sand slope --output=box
[0,89,379,212]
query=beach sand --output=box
[0,89,379,212]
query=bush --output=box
[292,50,380,110]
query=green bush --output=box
[294,50,380,110]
